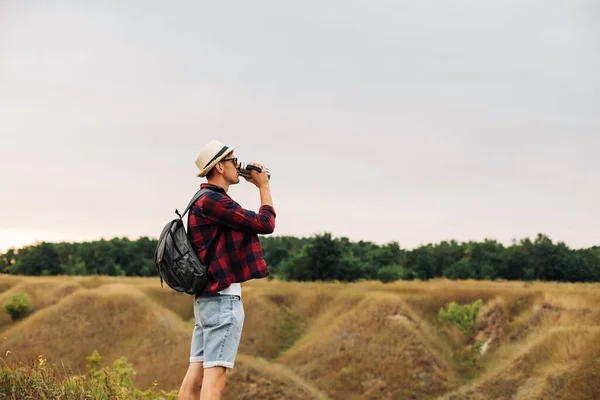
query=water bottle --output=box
[237,162,271,180]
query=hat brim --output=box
[197,145,240,177]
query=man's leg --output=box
[178,362,204,400]
[197,294,244,400]
[200,367,227,400]
[180,296,205,400]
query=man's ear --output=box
[215,162,224,175]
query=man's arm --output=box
[246,161,273,210]
[259,183,273,209]
[201,192,276,234]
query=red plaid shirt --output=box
[187,183,276,294]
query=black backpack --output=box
[154,187,214,295]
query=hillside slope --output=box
[0,275,599,399]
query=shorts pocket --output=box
[232,298,245,325]
[197,297,221,328]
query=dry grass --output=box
[0,275,599,399]
[0,277,82,333]
[441,327,600,400]
[222,354,331,400]
[0,283,192,390]
[279,292,459,400]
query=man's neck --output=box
[206,178,229,193]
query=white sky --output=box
[1,0,599,252]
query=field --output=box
[0,275,599,399]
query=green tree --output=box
[532,234,571,281]
[0,248,16,273]
[260,235,308,276]
[11,242,61,276]
[2,232,600,283]
[337,253,365,282]
[62,254,87,275]
[280,233,344,281]
[304,233,342,281]
[565,250,594,282]
[377,265,402,283]
[279,247,310,281]
[444,258,477,280]
[372,241,403,268]
[430,240,464,278]
[404,246,436,280]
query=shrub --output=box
[86,349,104,379]
[438,299,483,335]
[4,292,33,321]
[377,266,403,283]
[0,350,178,399]
[377,265,416,283]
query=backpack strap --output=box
[183,186,222,270]
[176,187,211,219]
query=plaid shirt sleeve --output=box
[201,191,276,234]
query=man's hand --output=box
[244,162,273,208]
[244,163,269,189]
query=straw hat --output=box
[195,140,240,177]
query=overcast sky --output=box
[1,0,598,252]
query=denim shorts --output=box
[189,294,245,368]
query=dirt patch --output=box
[473,298,508,354]
[387,313,415,327]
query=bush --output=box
[0,350,178,399]
[377,265,402,283]
[438,299,483,335]
[377,265,417,283]
[4,292,34,321]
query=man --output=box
[178,139,276,400]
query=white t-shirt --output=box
[218,282,241,298]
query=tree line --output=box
[1,233,599,283]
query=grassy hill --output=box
[0,275,599,399]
